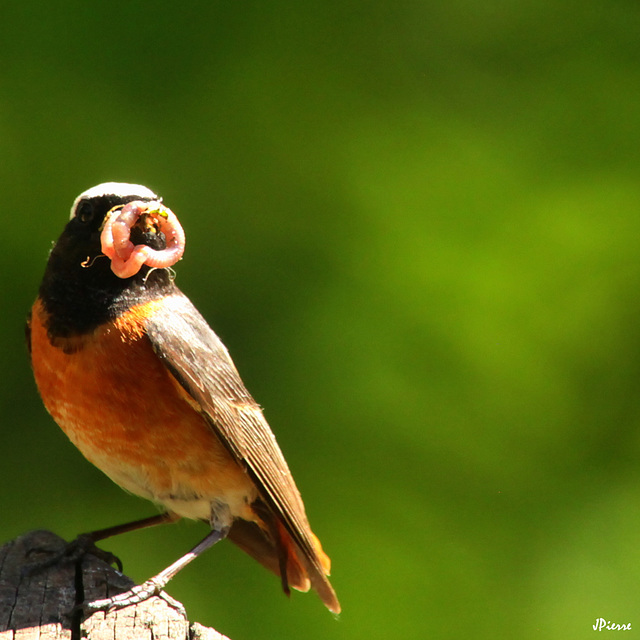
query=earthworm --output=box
[100,201,186,279]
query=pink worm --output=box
[100,201,186,279]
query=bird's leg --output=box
[79,512,179,544]
[25,512,178,574]
[80,525,230,614]
[70,512,180,570]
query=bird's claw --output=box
[22,534,123,577]
[78,580,186,617]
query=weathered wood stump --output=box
[0,531,230,640]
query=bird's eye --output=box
[75,200,94,223]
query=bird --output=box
[27,182,340,615]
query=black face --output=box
[52,190,161,275]
[38,187,174,338]
[69,192,158,237]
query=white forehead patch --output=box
[70,182,160,219]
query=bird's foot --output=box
[79,579,186,616]
[23,533,122,576]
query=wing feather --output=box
[145,292,339,612]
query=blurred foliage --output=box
[1,1,640,639]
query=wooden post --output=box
[0,531,231,640]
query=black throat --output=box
[39,236,176,339]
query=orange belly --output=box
[29,298,257,522]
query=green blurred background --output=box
[2,1,640,638]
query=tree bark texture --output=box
[0,531,230,640]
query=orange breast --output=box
[29,298,257,522]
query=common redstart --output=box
[27,182,340,614]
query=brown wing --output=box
[145,292,339,613]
